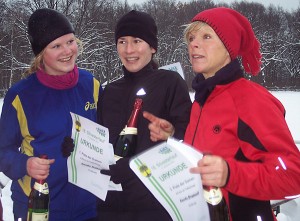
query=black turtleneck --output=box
[122,61,155,78]
[192,59,244,106]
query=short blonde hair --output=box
[183,21,207,44]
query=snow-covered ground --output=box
[1,91,300,220]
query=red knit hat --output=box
[192,7,262,75]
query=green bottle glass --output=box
[114,98,143,158]
[27,155,49,221]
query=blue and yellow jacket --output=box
[0,69,101,220]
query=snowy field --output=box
[1,91,300,220]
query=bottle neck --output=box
[36,154,47,185]
[33,180,49,194]
[204,186,217,191]
[127,98,143,128]
[37,179,45,185]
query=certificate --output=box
[129,138,210,221]
[67,112,114,200]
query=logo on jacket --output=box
[213,125,222,134]
[85,101,97,111]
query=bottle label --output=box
[114,154,122,161]
[119,126,137,135]
[31,212,49,221]
[33,182,49,195]
[203,187,223,205]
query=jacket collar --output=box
[192,59,244,105]
[123,62,154,79]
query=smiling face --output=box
[117,36,156,73]
[186,22,231,79]
[42,33,78,76]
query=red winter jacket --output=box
[184,61,300,221]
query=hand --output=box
[26,157,55,181]
[61,136,75,158]
[102,157,155,209]
[190,155,229,187]
[143,111,175,142]
[100,157,135,184]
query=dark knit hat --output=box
[115,10,158,50]
[192,7,262,75]
[28,8,75,56]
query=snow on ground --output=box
[1,91,300,220]
[269,91,300,145]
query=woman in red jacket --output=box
[144,7,300,221]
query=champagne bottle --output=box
[114,98,143,158]
[203,186,229,221]
[27,155,50,221]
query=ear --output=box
[151,47,156,54]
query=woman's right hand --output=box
[26,157,55,180]
[143,111,175,142]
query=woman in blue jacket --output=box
[0,8,101,220]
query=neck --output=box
[36,65,79,90]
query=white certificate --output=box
[129,138,210,221]
[67,112,114,200]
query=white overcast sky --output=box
[125,0,300,12]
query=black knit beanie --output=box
[28,8,75,56]
[115,10,158,50]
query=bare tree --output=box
[0,0,299,96]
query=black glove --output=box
[101,157,163,211]
[100,157,135,184]
[61,136,75,158]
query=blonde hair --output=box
[183,21,207,44]
[23,37,83,77]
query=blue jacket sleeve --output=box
[0,91,29,180]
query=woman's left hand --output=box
[190,155,229,187]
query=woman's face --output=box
[42,33,78,75]
[187,23,231,79]
[117,36,156,73]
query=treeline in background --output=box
[0,0,299,97]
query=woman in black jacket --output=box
[96,10,192,221]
